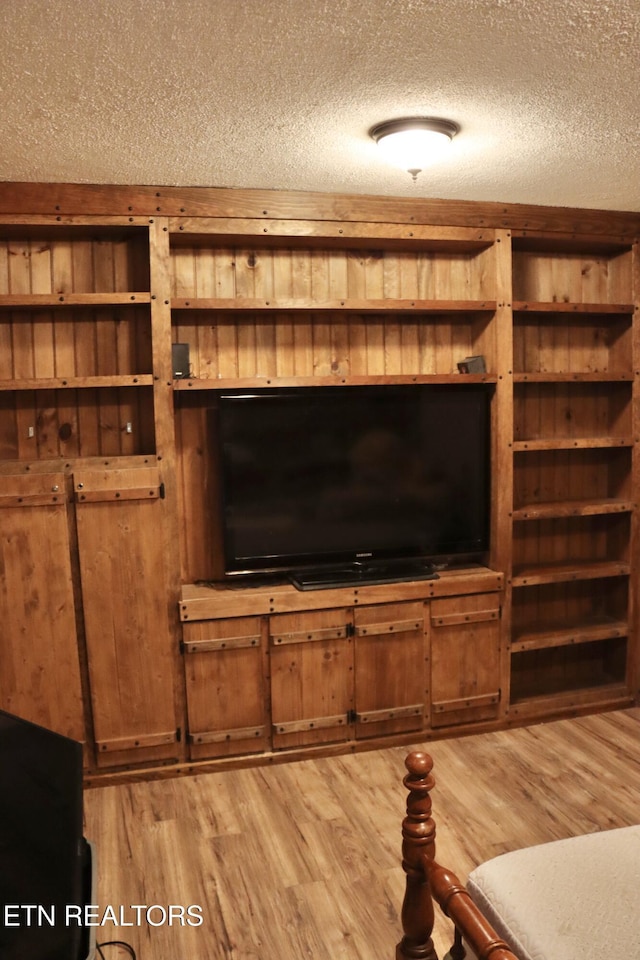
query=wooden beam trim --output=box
[1,182,639,236]
[355,618,423,636]
[431,609,500,627]
[183,634,261,653]
[188,725,266,744]
[357,704,424,723]
[272,714,348,735]
[270,626,350,645]
[96,731,177,752]
[432,692,500,713]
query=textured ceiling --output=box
[1,0,640,210]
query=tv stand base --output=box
[289,560,440,591]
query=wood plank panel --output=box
[431,593,501,726]
[270,608,354,749]
[75,470,178,767]
[183,617,268,760]
[354,601,426,737]
[512,247,633,304]
[0,473,84,741]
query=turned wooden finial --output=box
[403,753,436,839]
[396,752,439,960]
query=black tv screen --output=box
[0,710,89,960]
[214,383,491,582]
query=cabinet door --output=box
[75,467,179,767]
[430,592,501,727]
[183,616,268,759]
[353,601,426,738]
[0,474,84,742]
[269,608,353,749]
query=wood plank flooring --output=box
[83,708,640,960]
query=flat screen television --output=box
[212,383,491,589]
[0,709,95,960]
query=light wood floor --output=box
[84,707,640,960]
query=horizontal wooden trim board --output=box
[2,182,639,235]
[433,692,500,713]
[431,608,499,627]
[512,300,634,313]
[509,683,632,717]
[96,731,178,752]
[512,560,630,586]
[273,714,348,735]
[173,374,497,390]
[171,297,497,313]
[0,492,67,507]
[512,498,635,519]
[168,217,496,248]
[179,569,504,621]
[512,373,634,382]
[74,486,161,503]
[1,375,154,391]
[511,618,628,652]
[183,634,261,653]
[357,704,423,723]
[354,618,423,636]
[270,626,349,645]
[0,292,150,307]
[188,726,266,744]
[512,437,633,451]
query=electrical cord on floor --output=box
[96,940,137,959]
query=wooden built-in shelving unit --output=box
[0,184,638,782]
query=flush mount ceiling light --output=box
[370,117,459,181]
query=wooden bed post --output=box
[396,751,439,960]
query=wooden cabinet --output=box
[430,593,501,726]
[183,616,269,759]
[1,184,639,780]
[269,608,354,749]
[179,574,503,757]
[353,601,426,737]
[268,600,428,749]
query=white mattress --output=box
[466,824,640,960]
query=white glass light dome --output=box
[370,118,459,180]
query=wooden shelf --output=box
[171,297,497,313]
[513,372,633,383]
[510,232,633,254]
[0,293,151,308]
[512,300,634,314]
[179,567,503,621]
[513,437,633,451]
[0,375,154,391]
[169,218,496,251]
[512,559,630,587]
[512,498,635,520]
[511,614,628,652]
[173,373,497,391]
[509,681,631,714]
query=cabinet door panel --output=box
[269,608,353,749]
[354,601,426,737]
[183,616,268,759]
[75,468,178,767]
[0,474,84,742]
[431,592,501,727]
